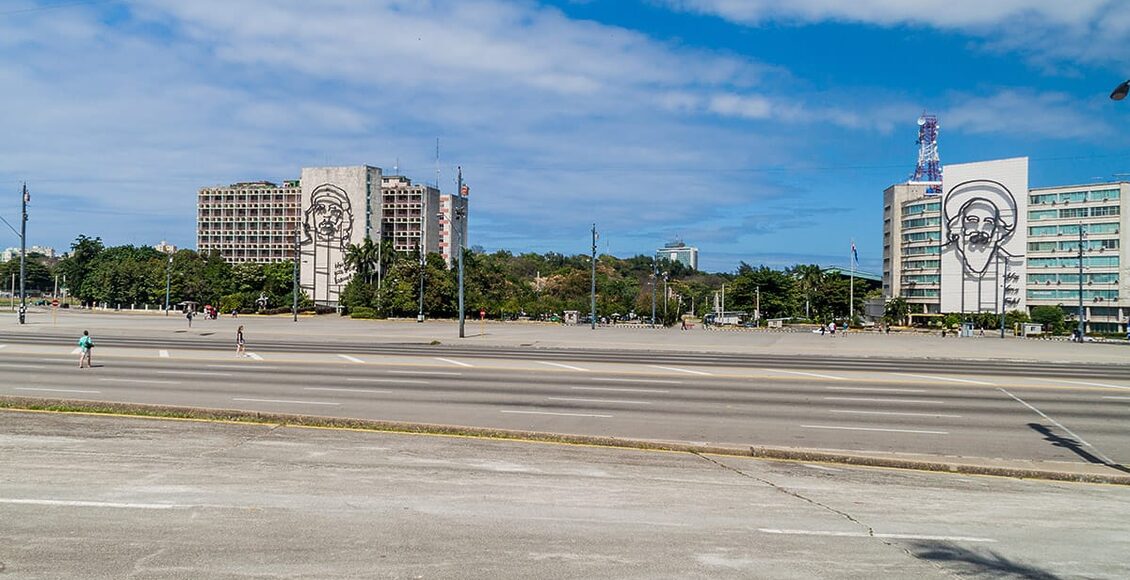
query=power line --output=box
[0,0,117,17]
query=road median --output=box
[3,395,1127,486]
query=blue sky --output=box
[2,0,1129,273]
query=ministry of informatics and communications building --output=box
[197,166,469,306]
[884,159,1128,334]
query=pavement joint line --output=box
[998,388,1118,466]
[305,387,393,394]
[823,396,946,405]
[536,361,589,372]
[802,424,949,435]
[546,397,651,405]
[825,386,926,393]
[346,377,429,384]
[435,357,474,367]
[232,397,340,406]
[756,529,996,543]
[387,370,462,376]
[1102,396,1130,401]
[0,363,47,369]
[649,364,712,376]
[155,370,233,377]
[97,378,181,385]
[890,372,996,386]
[1027,377,1130,390]
[2,399,1129,485]
[500,409,613,418]
[828,410,962,418]
[573,386,670,394]
[763,368,847,381]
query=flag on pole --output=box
[851,241,858,266]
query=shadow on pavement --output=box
[1028,423,1130,475]
[909,542,1063,579]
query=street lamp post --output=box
[18,184,28,325]
[650,260,657,328]
[456,167,467,338]
[292,228,299,322]
[1077,223,1086,342]
[590,224,597,330]
[417,241,425,323]
[164,255,172,316]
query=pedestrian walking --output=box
[77,330,93,369]
[681,318,688,331]
[820,324,826,336]
[829,321,836,337]
[186,309,194,328]
[236,325,246,357]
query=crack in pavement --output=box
[693,453,961,579]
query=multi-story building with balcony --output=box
[379,175,441,256]
[882,182,941,315]
[1025,182,1127,334]
[439,191,469,268]
[197,180,302,264]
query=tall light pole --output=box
[755,285,760,327]
[456,167,467,338]
[650,259,657,328]
[164,255,172,316]
[417,240,425,323]
[19,184,28,324]
[292,227,299,323]
[1077,223,1086,342]
[590,224,597,330]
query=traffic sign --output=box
[51,299,59,308]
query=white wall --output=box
[939,157,1028,313]
[299,166,381,306]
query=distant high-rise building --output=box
[655,240,698,270]
[196,180,302,264]
[154,240,178,254]
[439,191,469,268]
[2,245,56,262]
[380,175,441,257]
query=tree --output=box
[55,235,104,304]
[1030,305,1066,335]
[344,239,379,284]
[883,296,909,326]
[790,264,825,320]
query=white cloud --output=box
[943,90,1109,139]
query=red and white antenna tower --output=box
[909,112,942,194]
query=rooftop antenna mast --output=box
[909,112,942,194]
[435,138,440,189]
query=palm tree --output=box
[791,264,825,319]
[343,238,379,283]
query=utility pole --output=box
[292,228,300,322]
[164,255,172,316]
[650,259,657,328]
[662,273,668,321]
[590,224,597,330]
[1000,259,1009,338]
[457,167,467,338]
[1077,223,1085,342]
[755,285,760,327]
[18,183,27,323]
[417,241,425,323]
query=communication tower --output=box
[909,112,942,194]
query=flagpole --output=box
[849,239,855,330]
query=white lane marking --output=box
[826,386,925,393]
[1102,396,1130,401]
[388,370,462,377]
[207,364,282,370]
[763,368,846,381]
[305,387,392,394]
[158,350,170,358]
[757,529,994,543]
[802,464,842,472]
[346,377,429,384]
[71,347,82,354]
[246,353,263,361]
[500,410,613,418]
[233,397,340,406]
[98,378,181,385]
[829,410,962,418]
[649,365,712,376]
[801,424,948,435]
[1028,377,1130,390]
[0,498,188,510]
[0,344,8,349]
[574,386,670,394]
[536,361,589,372]
[338,354,365,364]
[891,372,995,386]
[156,370,233,377]
[0,363,47,369]
[999,388,1116,465]
[822,395,944,404]
[435,357,474,368]
[547,397,651,405]
[598,377,684,385]
[15,387,101,394]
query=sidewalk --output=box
[2,308,1127,364]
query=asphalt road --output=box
[3,411,1128,579]
[1,334,1128,475]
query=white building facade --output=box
[299,166,382,306]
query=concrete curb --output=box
[3,397,1127,486]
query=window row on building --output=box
[1028,222,1120,237]
[1029,188,1120,205]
